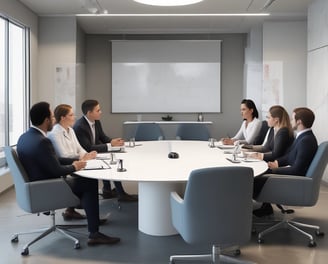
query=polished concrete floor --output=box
[0,184,328,264]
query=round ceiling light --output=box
[134,0,203,7]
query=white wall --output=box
[244,26,263,118]
[308,0,328,182]
[262,21,307,114]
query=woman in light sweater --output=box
[222,99,262,145]
[48,104,97,220]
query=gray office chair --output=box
[134,123,164,141]
[4,146,85,256]
[175,123,210,141]
[170,167,255,264]
[253,120,269,145]
[255,141,328,247]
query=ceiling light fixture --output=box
[76,13,270,17]
[133,0,203,7]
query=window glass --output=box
[8,23,25,145]
[0,19,5,148]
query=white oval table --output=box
[75,140,268,236]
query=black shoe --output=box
[88,232,120,246]
[253,203,273,218]
[62,209,86,220]
[102,188,117,199]
[118,193,138,202]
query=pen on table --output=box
[102,159,111,169]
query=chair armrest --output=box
[27,178,80,213]
[170,192,185,233]
[256,174,314,206]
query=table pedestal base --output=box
[138,181,183,236]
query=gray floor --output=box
[1,185,328,264]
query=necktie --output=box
[91,123,96,144]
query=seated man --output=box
[17,102,120,245]
[253,107,318,217]
[73,99,137,202]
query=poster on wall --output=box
[262,61,283,115]
[54,64,76,109]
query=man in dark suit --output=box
[17,102,120,245]
[73,99,137,202]
[253,107,318,217]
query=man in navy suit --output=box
[17,102,120,245]
[253,107,318,217]
[73,99,137,202]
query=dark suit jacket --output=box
[272,130,317,176]
[17,128,76,182]
[73,117,112,153]
[263,127,294,162]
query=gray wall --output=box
[85,34,247,140]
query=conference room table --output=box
[75,140,268,236]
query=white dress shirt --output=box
[232,117,262,144]
[48,123,87,159]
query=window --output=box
[0,15,30,169]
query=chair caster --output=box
[315,231,324,237]
[258,238,264,244]
[74,242,80,249]
[308,241,316,247]
[21,247,29,256]
[11,235,18,243]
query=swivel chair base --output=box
[170,245,255,264]
[11,210,87,255]
[257,207,324,247]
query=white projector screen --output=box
[111,40,221,113]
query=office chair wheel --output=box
[11,235,18,243]
[74,242,80,249]
[21,248,29,256]
[308,241,316,247]
[258,238,264,244]
[315,231,324,237]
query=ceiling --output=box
[18,0,313,34]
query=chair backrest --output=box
[5,146,80,213]
[175,123,210,141]
[134,123,164,141]
[177,166,253,246]
[253,120,269,145]
[305,141,328,204]
[4,146,33,212]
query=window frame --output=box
[0,14,30,169]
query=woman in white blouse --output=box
[221,99,262,145]
[48,104,97,220]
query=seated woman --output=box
[221,99,262,145]
[48,104,97,220]
[248,105,294,162]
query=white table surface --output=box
[75,140,268,236]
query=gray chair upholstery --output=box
[4,146,85,255]
[253,120,269,145]
[255,141,328,247]
[134,123,164,141]
[175,123,210,141]
[170,167,255,264]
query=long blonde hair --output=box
[269,105,293,137]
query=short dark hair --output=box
[30,102,51,126]
[81,99,99,115]
[241,99,259,118]
[294,107,315,128]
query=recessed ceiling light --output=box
[134,0,203,7]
